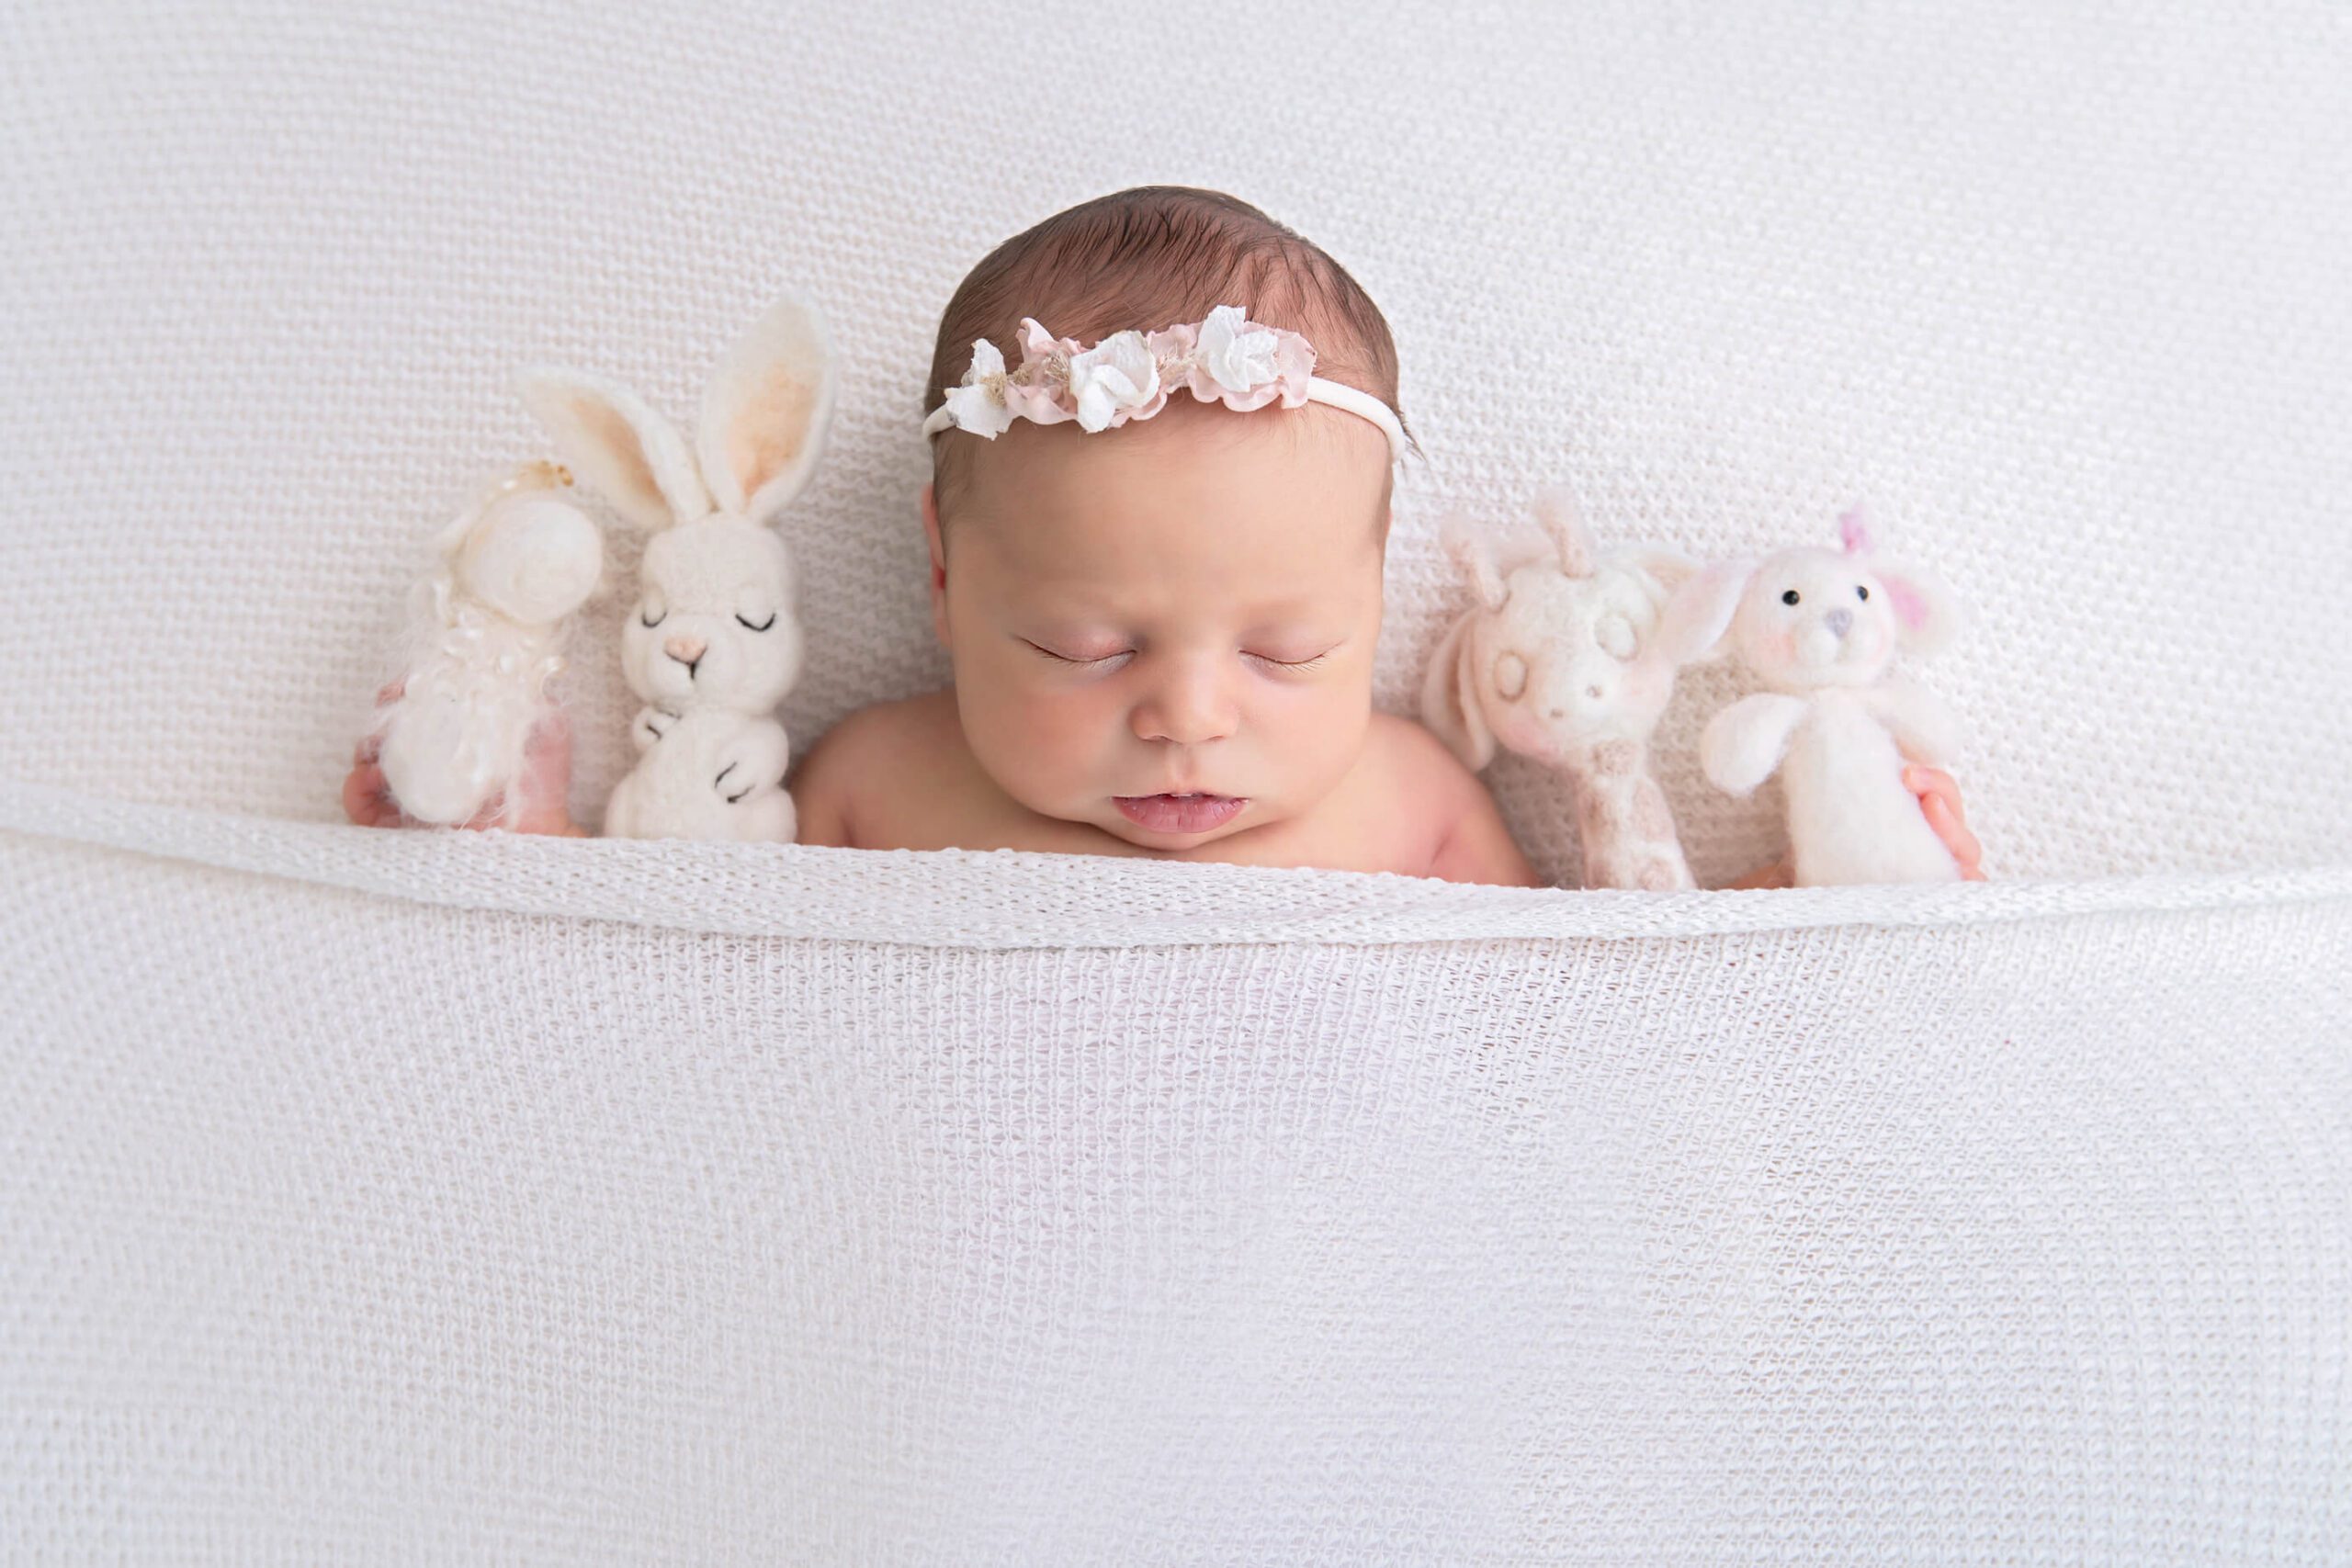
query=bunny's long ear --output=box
[1873,558,1962,660]
[1650,558,1751,667]
[698,294,836,525]
[1419,610,1497,771]
[515,368,709,532]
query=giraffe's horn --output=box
[1442,511,1510,611]
[1533,486,1596,578]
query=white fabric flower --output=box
[941,338,1015,439]
[1194,305,1280,394]
[1063,330,1160,432]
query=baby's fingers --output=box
[1919,788,1984,875]
[1903,764,1969,828]
[342,759,401,828]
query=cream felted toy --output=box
[1697,505,1965,886]
[518,295,833,842]
[368,461,605,827]
[1419,489,1741,890]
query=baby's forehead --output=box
[1015,557,1358,619]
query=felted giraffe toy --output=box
[1419,489,1745,890]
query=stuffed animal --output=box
[1419,488,1742,890]
[517,294,833,842]
[1696,505,1964,886]
[368,461,605,827]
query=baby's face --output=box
[924,399,1390,851]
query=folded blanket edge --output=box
[5,776,2348,951]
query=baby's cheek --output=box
[970,678,1114,801]
[1268,682,1374,797]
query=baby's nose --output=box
[664,634,708,665]
[1824,607,1854,637]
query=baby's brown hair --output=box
[923,185,1414,527]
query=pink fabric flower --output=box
[1003,318,1083,426]
[1184,306,1317,412]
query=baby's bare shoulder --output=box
[789,688,961,848]
[1365,709,1477,807]
[1365,711,1544,887]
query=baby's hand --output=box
[342,678,587,836]
[1726,763,1986,887]
[1904,763,1985,880]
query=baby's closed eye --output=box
[1019,637,1339,671]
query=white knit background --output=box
[3,0,2350,1561]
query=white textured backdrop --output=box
[4,1,2350,1562]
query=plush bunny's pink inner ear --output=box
[1884,577,1929,629]
[1838,504,1873,557]
[699,295,835,525]
[1874,558,1960,658]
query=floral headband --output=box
[921,304,1408,462]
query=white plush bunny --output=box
[517,295,833,842]
[1419,488,1742,890]
[1696,505,1965,886]
[370,461,604,827]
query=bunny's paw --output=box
[631,705,682,753]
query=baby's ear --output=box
[697,294,835,525]
[1418,611,1496,771]
[1651,558,1751,667]
[1874,558,1961,660]
[516,368,707,532]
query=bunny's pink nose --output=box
[664,635,708,664]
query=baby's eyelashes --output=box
[1023,637,1130,668]
[1021,636,1338,672]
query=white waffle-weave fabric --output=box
[2,0,2348,1561]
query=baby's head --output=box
[919,186,1413,850]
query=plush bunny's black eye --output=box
[1781,589,1801,605]
[640,608,666,628]
[736,612,776,632]
[1856,585,1870,601]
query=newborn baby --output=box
[786,187,1538,884]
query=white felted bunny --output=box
[1419,488,1743,890]
[1696,505,1965,886]
[518,295,833,842]
[370,461,605,827]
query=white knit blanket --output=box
[4,0,2349,1559]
